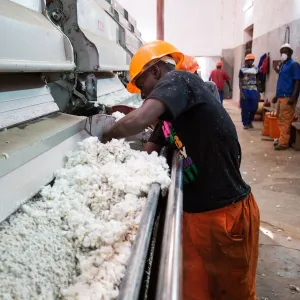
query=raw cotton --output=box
[111,111,125,122]
[0,197,76,300]
[0,137,171,300]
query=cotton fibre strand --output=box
[0,137,171,300]
[111,111,125,121]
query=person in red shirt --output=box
[209,61,232,104]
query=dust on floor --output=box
[225,100,300,300]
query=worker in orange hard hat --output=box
[144,54,200,154]
[126,40,184,94]
[179,55,221,102]
[239,53,260,129]
[179,55,199,74]
[144,54,220,154]
[209,60,232,105]
[102,40,259,300]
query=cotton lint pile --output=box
[111,111,125,122]
[0,137,171,300]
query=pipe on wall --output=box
[157,0,164,40]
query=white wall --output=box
[231,0,245,48]
[253,0,300,39]
[220,0,238,50]
[244,5,253,29]
[164,0,222,56]
[164,0,239,56]
[119,0,238,56]
[227,0,300,48]
[118,0,300,50]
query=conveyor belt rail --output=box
[156,152,183,300]
[119,150,183,300]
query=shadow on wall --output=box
[222,49,235,99]
[222,45,245,103]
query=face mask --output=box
[281,53,288,61]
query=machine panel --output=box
[8,0,42,12]
[77,0,130,71]
[0,0,75,72]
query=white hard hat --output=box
[280,43,293,50]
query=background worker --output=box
[239,54,260,129]
[272,43,300,150]
[179,54,199,75]
[102,40,260,300]
[209,61,232,104]
[179,54,221,102]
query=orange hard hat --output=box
[179,55,199,73]
[127,40,184,93]
[216,61,223,67]
[245,54,255,61]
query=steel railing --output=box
[118,182,160,300]
[156,151,183,300]
[118,150,183,300]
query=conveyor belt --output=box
[119,150,183,300]
[118,183,161,300]
[156,152,183,300]
[0,143,182,299]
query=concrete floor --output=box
[225,101,300,300]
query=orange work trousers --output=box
[183,193,260,300]
[277,97,296,147]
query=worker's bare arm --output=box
[239,79,245,99]
[144,142,162,154]
[289,80,300,105]
[226,80,232,91]
[255,74,260,91]
[102,99,166,141]
[273,63,281,74]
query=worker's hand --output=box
[272,96,278,104]
[141,129,153,143]
[288,96,298,105]
[229,87,233,92]
[273,62,281,70]
[150,119,159,129]
[100,131,112,144]
[240,92,245,100]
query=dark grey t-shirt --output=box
[146,70,250,213]
[205,81,221,102]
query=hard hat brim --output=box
[127,51,184,94]
[127,82,141,94]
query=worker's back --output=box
[210,68,227,89]
[204,81,221,102]
[148,70,250,213]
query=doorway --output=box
[244,24,254,56]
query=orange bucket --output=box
[269,114,280,139]
[262,112,271,136]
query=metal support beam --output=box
[156,0,164,40]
